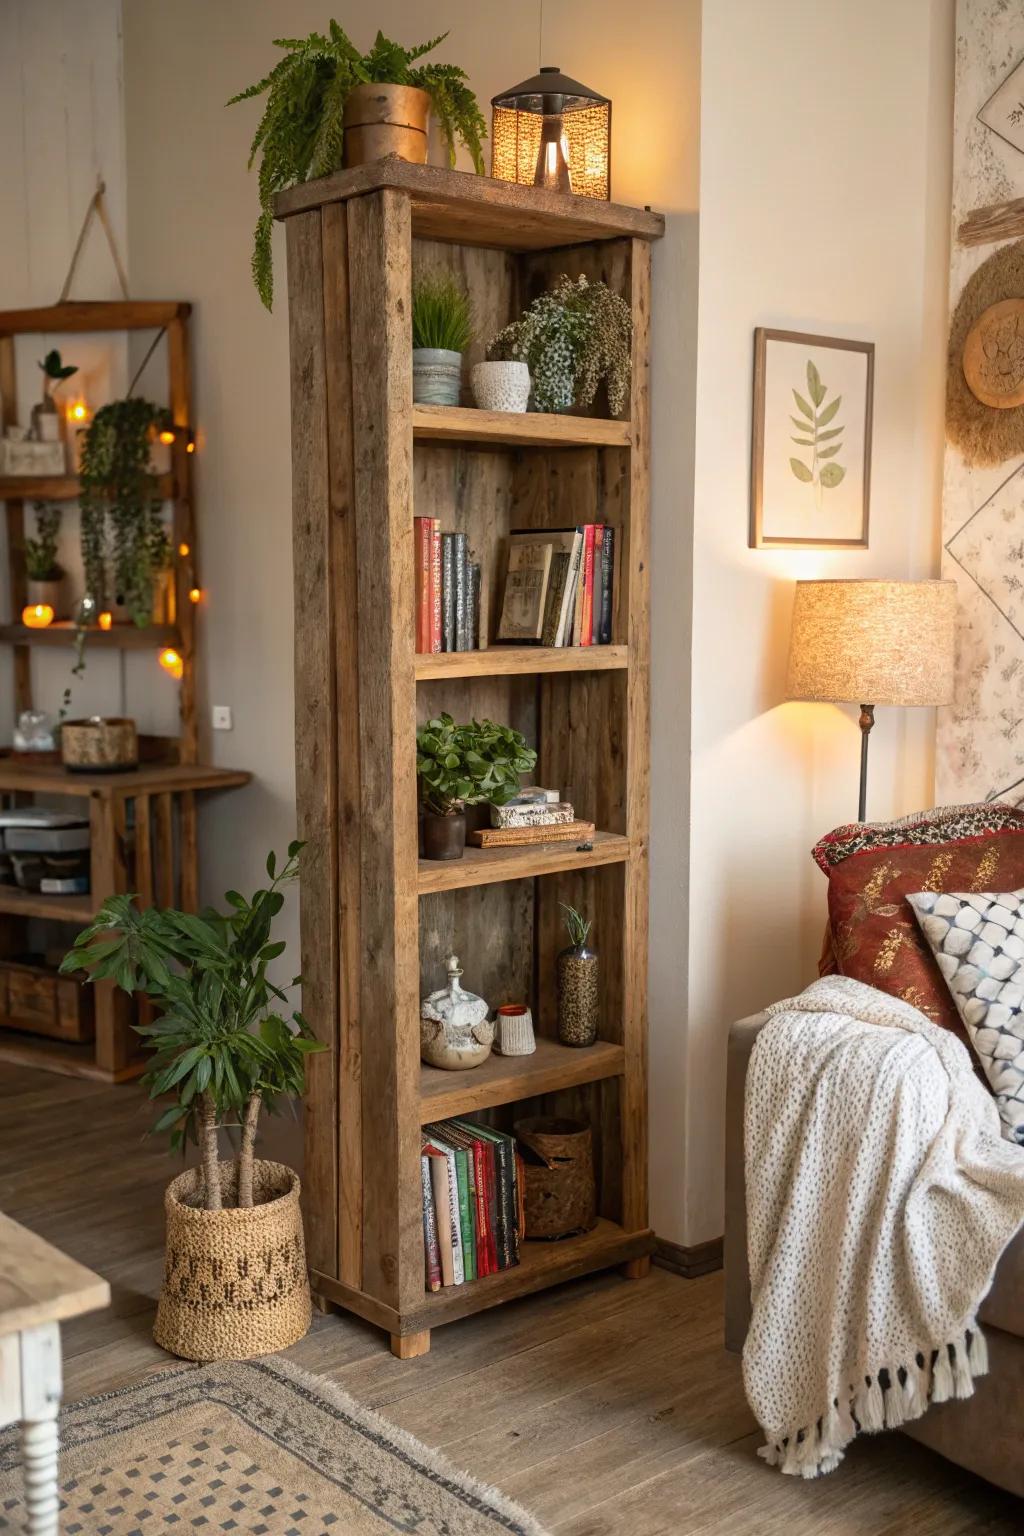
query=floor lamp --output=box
[786,579,957,823]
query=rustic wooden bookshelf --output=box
[278,159,662,1358]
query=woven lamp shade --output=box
[786,579,957,707]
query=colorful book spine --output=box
[541,551,571,647]
[465,561,480,654]
[556,532,584,647]
[453,532,469,651]
[415,517,431,654]
[441,533,456,652]
[598,524,614,645]
[421,1153,441,1292]
[425,1147,454,1286]
[579,524,595,647]
[430,519,442,653]
[590,525,604,645]
[424,1127,476,1284]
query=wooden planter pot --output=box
[343,83,430,168]
[154,1159,312,1361]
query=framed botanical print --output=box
[750,328,874,549]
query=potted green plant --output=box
[60,842,326,1361]
[556,903,599,1047]
[24,502,64,615]
[229,23,487,310]
[31,349,77,443]
[412,272,473,405]
[416,713,537,860]
[78,398,172,626]
[488,274,632,415]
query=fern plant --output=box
[229,23,487,310]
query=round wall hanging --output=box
[947,238,1024,465]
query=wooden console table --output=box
[0,1212,110,1535]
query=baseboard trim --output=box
[652,1235,723,1279]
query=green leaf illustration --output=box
[807,360,825,407]
[817,444,842,459]
[816,426,844,443]
[787,359,846,498]
[791,435,815,446]
[817,394,842,426]
[792,390,814,420]
[790,457,813,482]
[819,462,846,487]
[790,415,813,430]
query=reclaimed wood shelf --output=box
[0,886,95,923]
[0,621,181,649]
[282,162,660,1358]
[420,1037,625,1121]
[0,473,174,503]
[417,830,631,894]
[412,403,631,449]
[0,761,250,797]
[414,645,629,680]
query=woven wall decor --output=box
[947,238,1024,463]
[963,298,1024,408]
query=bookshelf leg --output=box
[390,1330,430,1360]
[311,1290,334,1315]
[622,1256,651,1280]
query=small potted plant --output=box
[229,24,487,310]
[24,502,64,616]
[31,350,78,443]
[416,713,537,860]
[488,274,632,416]
[60,842,326,1362]
[412,273,473,405]
[557,903,599,1047]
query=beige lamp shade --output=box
[786,579,957,707]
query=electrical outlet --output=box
[212,705,233,731]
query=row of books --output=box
[497,526,614,647]
[414,518,481,653]
[421,1118,523,1291]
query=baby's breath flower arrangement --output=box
[487,274,632,415]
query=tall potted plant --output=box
[61,842,326,1362]
[412,273,473,405]
[416,713,537,859]
[31,350,77,443]
[229,23,487,310]
[24,502,64,616]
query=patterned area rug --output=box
[0,1357,547,1535]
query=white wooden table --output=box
[0,1213,110,1534]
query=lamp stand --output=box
[858,704,875,822]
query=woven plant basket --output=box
[153,1158,312,1362]
[515,1116,596,1239]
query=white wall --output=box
[679,0,954,1245]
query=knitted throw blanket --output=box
[743,975,1024,1478]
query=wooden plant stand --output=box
[278,160,663,1357]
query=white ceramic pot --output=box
[471,361,531,413]
[412,348,462,407]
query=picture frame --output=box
[976,53,1024,158]
[750,327,874,550]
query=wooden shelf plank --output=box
[0,762,250,797]
[0,301,190,335]
[415,644,628,680]
[418,829,630,894]
[0,621,181,650]
[0,1031,145,1083]
[0,473,175,503]
[274,162,665,248]
[420,1037,625,1121]
[412,404,631,448]
[0,886,96,922]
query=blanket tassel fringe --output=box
[757,1325,987,1479]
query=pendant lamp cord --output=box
[57,174,130,304]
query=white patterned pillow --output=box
[907,888,1024,1144]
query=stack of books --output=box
[497,526,614,647]
[421,1118,523,1291]
[415,517,481,654]
[0,809,90,894]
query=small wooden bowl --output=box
[61,717,138,773]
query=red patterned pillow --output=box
[813,803,1024,1041]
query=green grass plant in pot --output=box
[229,23,487,310]
[25,502,64,617]
[417,713,537,860]
[61,842,327,1361]
[412,272,473,406]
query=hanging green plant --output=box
[78,399,172,626]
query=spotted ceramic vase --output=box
[557,944,599,1047]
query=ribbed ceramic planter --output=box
[413,348,463,406]
[471,361,531,413]
[494,1004,536,1056]
[154,1159,312,1362]
[343,83,430,167]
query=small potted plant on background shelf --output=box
[416,712,537,860]
[488,274,632,415]
[557,903,599,1047]
[60,842,326,1362]
[24,503,64,616]
[229,23,487,310]
[412,272,473,405]
[31,350,78,444]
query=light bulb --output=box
[189,587,201,604]
[159,647,184,680]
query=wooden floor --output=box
[1,1063,1020,1535]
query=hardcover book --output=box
[598,524,614,645]
[441,532,456,652]
[453,531,470,652]
[497,541,553,642]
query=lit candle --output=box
[98,611,113,631]
[178,542,190,558]
[159,647,184,679]
[65,395,90,427]
[189,587,201,604]
[22,603,54,629]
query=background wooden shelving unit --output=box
[279,161,662,1357]
[0,301,251,1082]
